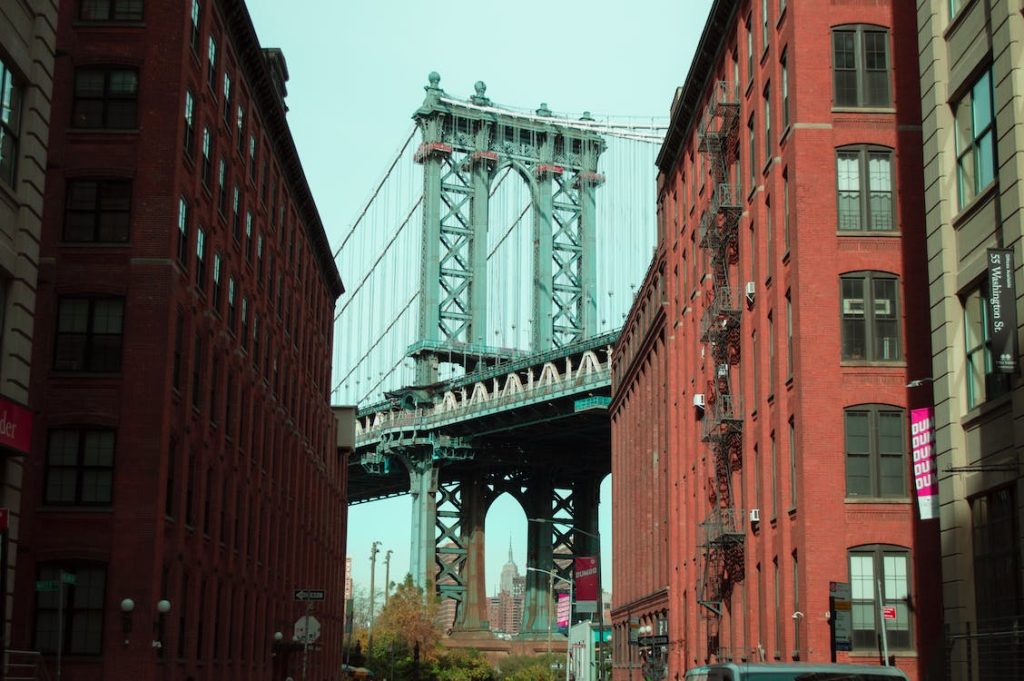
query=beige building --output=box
[0,0,57,645]
[918,1,1024,678]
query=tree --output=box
[366,575,444,680]
[496,653,561,681]
[433,648,496,681]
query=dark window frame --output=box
[832,25,892,108]
[33,563,107,656]
[844,404,907,498]
[78,0,144,23]
[63,179,131,243]
[72,67,138,130]
[53,296,125,373]
[840,271,901,362]
[836,145,895,232]
[0,58,22,187]
[849,545,912,651]
[43,427,116,506]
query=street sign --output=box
[637,634,668,646]
[60,572,76,585]
[830,581,852,652]
[293,614,321,643]
[882,606,897,620]
[294,588,326,601]
[35,580,58,592]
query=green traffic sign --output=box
[35,580,58,592]
[60,572,76,585]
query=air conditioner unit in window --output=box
[717,363,729,378]
[874,299,892,316]
[842,298,865,316]
[749,508,761,523]
[693,393,706,408]
[745,281,756,303]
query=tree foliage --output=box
[432,648,497,681]
[496,653,561,681]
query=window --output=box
[222,73,232,125]
[256,234,263,280]
[792,552,800,656]
[72,67,138,129]
[177,197,189,268]
[207,36,217,92]
[836,146,894,231]
[780,51,789,129]
[748,114,756,189]
[217,159,227,215]
[192,337,203,410]
[761,0,769,52]
[227,277,236,331]
[64,180,131,242]
[780,0,786,15]
[783,170,790,250]
[79,0,143,22]
[44,428,115,505]
[246,214,254,262]
[832,27,891,107]
[201,127,212,187]
[770,430,778,518]
[972,488,1022,624]
[195,227,206,290]
[248,135,256,180]
[964,284,1012,408]
[183,89,195,158]
[763,82,772,159]
[232,188,241,240]
[746,14,754,85]
[165,437,177,517]
[240,298,248,352]
[212,252,222,311]
[788,416,797,509]
[840,272,900,361]
[236,105,245,154]
[949,0,967,21]
[955,69,996,209]
[786,291,793,378]
[0,59,21,186]
[768,310,776,394]
[773,556,782,658]
[190,0,201,53]
[845,405,906,497]
[849,547,911,650]
[54,297,124,372]
[33,564,106,655]
[172,311,184,390]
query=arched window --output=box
[832,25,891,107]
[840,271,900,361]
[848,545,912,651]
[844,404,907,498]
[836,145,895,231]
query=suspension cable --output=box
[333,126,417,259]
[333,290,419,395]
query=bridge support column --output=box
[408,456,439,592]
[533,165,555,351]
[579,161,600,338]
[572,476,602,559]
[454,472,489,632]
[521,482,556,636]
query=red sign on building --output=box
[0,397,31,456]
[882,606,897,620]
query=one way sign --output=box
[294,588,326,601]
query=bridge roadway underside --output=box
[349,389,611,504]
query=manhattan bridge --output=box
[331,73,664,640]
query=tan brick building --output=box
[0,0,58,661]
[918,1,1024,678]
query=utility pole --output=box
[368,541,381,652]
[384,550,393,606]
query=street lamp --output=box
[368,541,381,652]
[528,517,606,681]
[526,565,573,678]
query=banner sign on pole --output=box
[910,408,939,520]
[556,593,570,627]
[987,248,1018,374]
[574,557,598,613]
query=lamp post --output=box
[528,518,606,681]
[368,541,381,653]
[526,566,572,670]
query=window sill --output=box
[68,128,141,136]
[962,391,1013,429]
[843,497,912,504]
[762,158,773,176]
[776,6,787,29]
[785,377,794,390]
[779,124,791,146]
[835,230,902,237]
[760,45,770,65]
[951,180,997,229]
[943,0,979,41]
[830,106,896,115]
[58,241,132,248]
[839,360,906,368]
[38,505,113,513]
[787,506,797,517]
[72,20,146,29]
[782,249,790,265]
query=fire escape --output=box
[696,80,745,662]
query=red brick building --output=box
[610,1,940,679]
[11,1,346,680]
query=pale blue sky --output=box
[244,0,713,598]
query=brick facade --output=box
[611,1,941,680]
[10,1,346,680]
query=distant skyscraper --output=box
[345,556,353,600]
[499,538,519,594]
[490,540,525,636]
